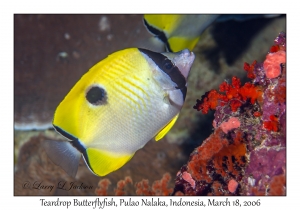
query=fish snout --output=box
[174,49,195,79]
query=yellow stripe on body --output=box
[132,74,149,86]
[90,49,139,82]
[100,65,128,82]
[114,80,143,110]
[97,55,141,84]
[109,88,137,115]
[120,78,149,106]
[96,68,133,92]
[114,57,137,72]
[123,77,148,98]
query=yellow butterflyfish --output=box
[45,48,195,177]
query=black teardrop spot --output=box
[86,86,106,105]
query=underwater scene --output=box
[14,14,286,196]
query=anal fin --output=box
[155,113,179,141]
[85,148,134,176]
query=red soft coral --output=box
[263,115,279,132]
[244,60,257,79]
[193,90,221,114]
[194,77,262,113]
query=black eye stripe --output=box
[163,59,174,70]
[86,86,107,105]
[138,48,186,89]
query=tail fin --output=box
[43,139,81,177]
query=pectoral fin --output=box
[155,113,179,141]
[84,148,134,176]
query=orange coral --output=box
[95,178,111,196]
[194,76,262,113]
[151,173,173,195]
[114,176,133,196]
[95,173,172,196]
[135,179,154,195]
[195,128,228,161]
[135,173,173,196]
[233,130,243,145]
[268,174,286,195]
[213,141,246,177]
[185,127,246,195]
[188,159,212,182]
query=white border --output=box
[5,1,297,209]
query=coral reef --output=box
[174,32,286,196]
[166,15,286,145]
[95,173,173,196]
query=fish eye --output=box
[163,60,174,70]
[86,86,107,105]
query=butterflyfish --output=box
[45,48,195,177]
[143,14,219,52]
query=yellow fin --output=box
[168,36,200,52]
[85,148,134,176]
[155,114,179,141]
[144,14,181,34]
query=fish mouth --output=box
[162,49,195,79]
